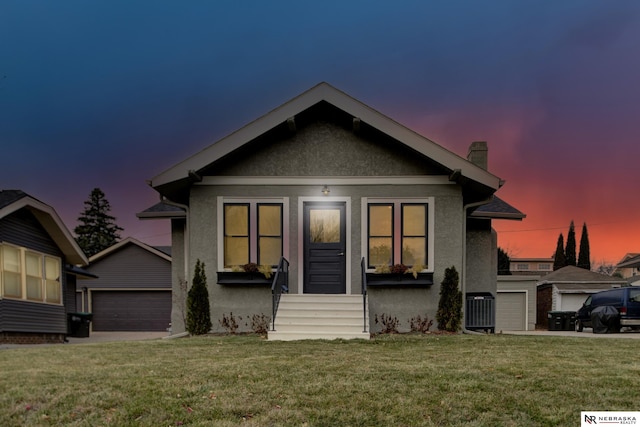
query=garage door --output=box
[91,291,171,331]
[496,292,526,331]
[559,293,589,312]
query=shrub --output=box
[374,314,400,334]
[219,312,241,334]
[409,315,433,333]
[249,314,271,335]
[436,266,462,332]
[186,259,212,335]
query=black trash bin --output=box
[548,311,576,331]
[67,313,93,338]
[564,311,577,331]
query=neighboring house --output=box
[614,253,640,279]
[77,237,172,332]
[138,82,524,339]
[536,265,628,329]
[509,257,554,276]
[0,190,89,344]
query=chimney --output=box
[467,141,488,170]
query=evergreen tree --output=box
[553,233,567,271]
[497,247,511,275]
[565,220,577,266]
[578,222,591,270]
[74,188,123,257]
[186,259,212,335]
[436,266,462,332]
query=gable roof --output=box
[538,265,627,285]
[0,190,88,265]
[150,82,503,196]
[615,253,640,269]
[89,236,172,263]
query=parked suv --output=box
[575,287,640,332]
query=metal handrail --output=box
[361,257,368,333]
[271,257,289,331]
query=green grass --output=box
[1,334,639,426]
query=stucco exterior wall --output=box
[183,182,466,333]
[170,219,187,334]
[465,221,497,295]
[215,121,441,177]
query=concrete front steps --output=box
[268,294,370,341]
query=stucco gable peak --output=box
[149,82,502,193]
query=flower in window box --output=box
[374,264,391,274]
[390,264,408,275]
[243,263,259,274]
[407,263,427,279]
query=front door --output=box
[303,202,346,294]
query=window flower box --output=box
[365,272,433,288]
[217,271,272,286]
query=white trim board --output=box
[199,176,454,186]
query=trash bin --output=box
[564,311,577,331]
[67,313,93,338]
[547,311,575,331]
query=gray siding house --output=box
[0,190,89,344]
[77,237,172,332]
[139,83,524,339]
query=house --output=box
[139,82,524,339]
[536,265,628,329]
[77,237,172,332]
[614,253,640,279]
[509,257,554,276]
[0,190,89,344]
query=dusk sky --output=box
[1,1,639,267]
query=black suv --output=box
[575,287,640,332]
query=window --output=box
[365,199,432,269]
[517,264,529,271]
[221,200,286,268]
[0,244,62,304]
[2,245,21,298]
[538,263,551,271]
[224,204,249,267]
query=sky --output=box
[1,1,639,267]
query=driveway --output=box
[502,328,640,339]
[0,331,172,350]
[66,331,170,344]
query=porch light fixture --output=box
[322,185,330,196]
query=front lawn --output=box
[0,334,638,426]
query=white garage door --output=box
[559,293,589,312]
[496,292,526,331]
